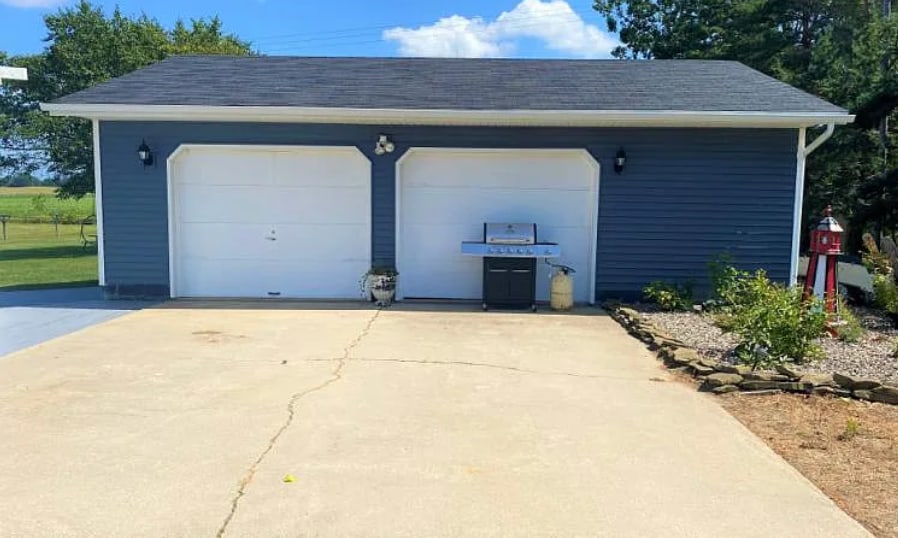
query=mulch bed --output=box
[636,304,898,385]
[719,392,898,538]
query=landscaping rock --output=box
[712,384,741,394]
[812,386,837,396]
[716,364,751,375]
[618,307,640,321]
[705,372,744,388]
[871,386,898,405]
[853,390,874,401]
[668,348,699,366]
[833,373,882,391]
[854,379,883,391]
[740,380,781,391]
[833,372,856,389]
[774,364,801,379]
[777,382,813,393]
[798,373,836,388]
[743,372,791,382]
[690,362,716,376]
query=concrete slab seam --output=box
[215,309,382,537]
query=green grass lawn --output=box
[0,186,95,222]
[0,222,98,290]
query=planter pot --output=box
[372,286,395,306]
[369,274,397,306]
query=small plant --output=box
[837,418,860,441]
[861,233,893,276]
[833,300,865,344]
[643,280,694,312]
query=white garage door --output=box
[169,145,370,298]
[397,149,599,303]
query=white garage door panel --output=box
[399,149,597,303]
[171,146,370,298]
[179,259,363,298]
[180,149,274,187]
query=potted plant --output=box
[360,266,399,306]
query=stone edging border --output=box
[605,303,898,406]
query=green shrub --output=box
[872,273,898,314]
[714,269,826,368]
[643,280,694,311]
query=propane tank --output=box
[549,263,575,311]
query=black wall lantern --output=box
[137,140,154,167]
[614,147,627,174]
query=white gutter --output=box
[39,103,854,128]
[0,66,28,83]
[789,123,836,286]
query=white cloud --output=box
[0,0,67,7]
[383,0,618,59]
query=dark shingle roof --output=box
[52,55,846,114]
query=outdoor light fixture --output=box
[137,140,154,167]
[374,134,395,156]
[614,147,627,174]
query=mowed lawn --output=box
[0,187,98,290]
[0,186,95,221]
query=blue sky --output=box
[1,0,619,58]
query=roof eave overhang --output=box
[39,103,855,128]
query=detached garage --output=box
[41,56,853,302]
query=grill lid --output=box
[485,222,536,245]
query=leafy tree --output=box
[594,0,898,252]
[0,1,252,198]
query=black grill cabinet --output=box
[482,257,537,311]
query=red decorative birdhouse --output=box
[809,205,843,256]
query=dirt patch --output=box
[719,392,898,537]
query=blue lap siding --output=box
[98,122,797,300]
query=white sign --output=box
[0,66,28,83]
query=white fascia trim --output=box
[92,119,106,286]
[41,103,855,128]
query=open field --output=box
[0,222,98,290]
[0,186,95,222]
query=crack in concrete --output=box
[215,309,381,538]
[343,356,646,382]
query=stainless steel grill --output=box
[461,222,560,258]
[460,222,561,311]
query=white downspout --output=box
[789,123,836,286]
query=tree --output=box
[0,1,252,198]
[594,0,898,252]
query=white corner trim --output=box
[91,119,106,286]
[395,147,600,305]
[40,103,855,128]
[789,127,807,287]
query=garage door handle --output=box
[265,236,276,241]
[267,291,281,297]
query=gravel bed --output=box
[634,304,898,385]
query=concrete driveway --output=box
[0,304,870,537]
[0,287,155,358]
